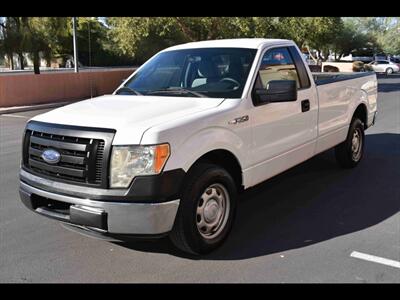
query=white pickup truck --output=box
[20,39,377,254]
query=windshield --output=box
[118,48,257,98]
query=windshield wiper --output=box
[115,86,143,95]
[146,87,207,98]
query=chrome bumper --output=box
[19,181,180,235]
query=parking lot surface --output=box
[0,75,399,283]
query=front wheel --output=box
[386,68,393,75]
[169,163,237,255]
[335,118,365,168]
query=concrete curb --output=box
[0,101,73,115]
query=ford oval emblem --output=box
[41,149,61,164]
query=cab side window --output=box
[258,47,301,89]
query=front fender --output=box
[165,126,246,173]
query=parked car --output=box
[368,60,400,75]
[19,39,378,255]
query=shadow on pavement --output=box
[115,133,400,260]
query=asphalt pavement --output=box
[0,74,399,283]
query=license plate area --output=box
[31,194,107,230]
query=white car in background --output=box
[368,60,400,75]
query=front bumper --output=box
[19,181,180,235]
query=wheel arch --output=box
[352,103,368,129]
[386,67,393,73]
[186,149,244,192]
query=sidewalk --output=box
[0,101,73,115]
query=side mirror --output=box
[254,80,297,104]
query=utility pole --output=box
[72,17,79,73]
[88,19,93,98]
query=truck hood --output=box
[31,95,225,144]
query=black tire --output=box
[386,68,393,75]
[169,162,237,255]
[335,118,365,168]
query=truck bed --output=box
[312,72,375,86]
[311,70,377,132]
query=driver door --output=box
[248,46,318,186]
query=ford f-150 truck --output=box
[19,39,377,254]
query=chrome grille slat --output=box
[29,158,85,178]
[30,136,88,152]
[30,143,87,157]
[59,154,86,165]
[28,147,43,158]
[30,166,86,182]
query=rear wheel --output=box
[169,163,237,255]
[335,118,365,168]
[386,68,393,75]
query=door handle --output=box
[301,99,310,112]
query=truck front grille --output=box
[22,121,115,188]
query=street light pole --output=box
[72,17,79,73]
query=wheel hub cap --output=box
[352,133,359,151]
[351,128,362,161]
[196,183,230,239]
[204,200,220,223]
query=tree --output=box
[0,17,22,70]
[2,17,398,71]
[330,19,367,60]
[59,17,136,67]
[107,17,186,62]
[270,17,343,60]
[106,17,280,63]
[34,17,70,67]
[344,17,400,55]
[329,18,382,61]
[361,17,400,55]
[379,23,400,55]
[18,18,51,74]
[3,17,27,70]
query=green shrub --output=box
[352,61,365,72]
[323,65,339,72]
[364,64,374,71]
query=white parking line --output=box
[0,114,29,119]
[350,251,400,269]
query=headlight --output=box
[110,144,170,188]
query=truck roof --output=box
[163,38,293,51]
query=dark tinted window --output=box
[122,48,257,98]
